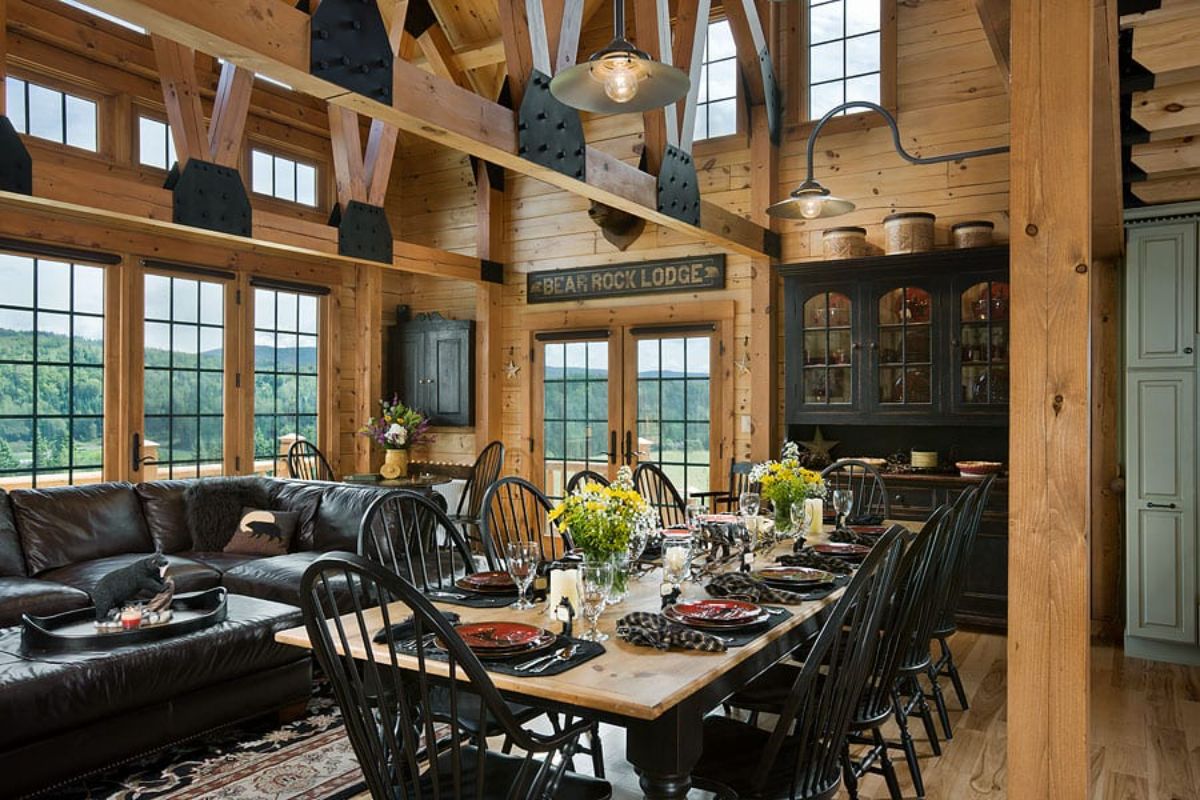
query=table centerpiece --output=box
[359,395,435,479]
[751,441,829,537]
[548,466,656,601]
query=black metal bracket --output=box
[330,201,394,264]
[0,116,32,195]
[403,0,438,38]
[310,0,394,102]
[167,160,252,236]
[758,47,783,145]
[468,156,506,191]
[518,70,586,181]
[656,145,700,226]
[480,258,504,284]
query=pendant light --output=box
[768,101,1010,220]
[550,1,690,114]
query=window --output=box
[693,19,738,141]
[138,116,177,170]
[542,340,609,500]
[807,0,882,119]
[57,0,145,33]
[636,336,712,497]
[0,253,105,488]
[143,274,225,479]
[250,149,318,207]
[5,76,98,151]
[253,288,319,475]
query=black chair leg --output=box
[891,690,926,799]
[939,635,970,710]
[926,664,954,740]
[841,747,861,800]
[908,676,941,756]
[589,723,606,778]
[873,727,903,800]
[500,734,514,754]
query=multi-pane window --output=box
[636,336,712,497]
[251,149,318,207]
[5,76,98,152]
[253,288,319,475]
[693,19,738,141]
[138,116,177,170]
[808,0,882,119]
[0,253,105,488]
[143,274,225,479]
[542,340,609,500]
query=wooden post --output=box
[1007,0,1104,793]
[354,264,384,474]
[475,160,504,446]
[0,0,7,114]
[748,106,778,461]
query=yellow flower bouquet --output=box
[750,442,828,530]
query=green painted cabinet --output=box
[1126,223,1196,369]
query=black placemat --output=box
[386,633,605,677]
[702,606,794,648]
[783,574,851,601]
[424,589,521,609]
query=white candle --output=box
[665,547,688,574]
[805,498,824,536]
[549,568,581,617]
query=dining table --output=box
[274,522,913,799]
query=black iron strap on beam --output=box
[628,323,717,337]
[141,259,236,281]
[0,237,121,265]
[0,117,32,195]
[249,276,332,297]
[310,0,394,101]
[534,329,612,342]
[481,259,504,284]
[166,160,252,237]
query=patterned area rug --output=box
[46,679,367,800]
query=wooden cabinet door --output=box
[1126,371,1196,643]
[425,324,474,426]
[390,328,428,412]
[1126,222,1197,369]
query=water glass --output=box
[790,501,811,538]
[738,491,761,519]
[578,563,613,642]
[832,489,854,529]
[686,502,705,532]
[662,532,694,588]
[505,541,540,611]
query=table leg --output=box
[626,703,704,799]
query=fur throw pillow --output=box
[225,508,298,556]
[184,477,272,551]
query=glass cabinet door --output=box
[876,286,933,407]
[957,280,1010,407]
[801,291,854,407]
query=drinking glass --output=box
[578,563,613,642]
[832,489,854,529]
[686,502,705,532]
[739,491,761,519]
[505,541,540,610]
[662,532,694,589]
[790,501,811,538]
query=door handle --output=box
[130,432,158,474]
[623,431,633,465]
[609,430,617,465]
[1146,502,1178,509]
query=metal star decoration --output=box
[799,426,839,461]
[503,358,521,379]
[735,356,751,375]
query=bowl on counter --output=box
[850,457,888,469]
[956,460,1003,478]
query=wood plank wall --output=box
[391,0,1012,485]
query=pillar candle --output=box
[805,498,824,536]
[548,568,580,617]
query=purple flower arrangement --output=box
[359,395,436,450]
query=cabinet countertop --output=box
[879,471,1008,487]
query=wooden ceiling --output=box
[1123,0,1200,206]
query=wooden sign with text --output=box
[527,255,726,304]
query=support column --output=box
[354,264,384,474]
[748,107,778,461]
[475,160,505,446]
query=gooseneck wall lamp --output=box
[550,0,690,114]
[767,101,1011,220]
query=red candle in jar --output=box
[120,607,142,630]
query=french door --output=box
[533,310,730,501]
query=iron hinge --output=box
[236,288,242,305]
[235,455,241,471]
[529,437,535,453]
[719,340,726,356]
[529,347,536,364]
[235,372,242,388]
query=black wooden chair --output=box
[299,554,613,800]
[820,458,891,523]
[480,476,574,566]
[358,489,486,589]
[633,462,688,529]
[688,528,905,800]
[689,460,757,512]
[565,469,610,495]
[286,439,336,482]
[930,475,997,723]
[451,440,506,552]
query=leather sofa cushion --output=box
[269,481,325,551]
[40,554,222,596]
[0,593,305,750]
[220,552,324,607]
[0,577,91,627]
[135,481,193,553]
[312,485,392,552]
[10,483,153,576]
[0,491,26,577]
[179,551,259,574]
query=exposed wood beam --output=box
[82,0,774,257]
[328,104,367,210]
[723,0,769,106]
[1132,136,1200,174]
[378,0,409,56]
[677,0,711,153]
[1120,0,1198,28]
[1131,79,1200,139]
[418,20,471,88]
[633,0,676,174]
[207,58,254,166]
[455,38,506,70]
[748,103,777,461]
[1093,0,1122,261]
[1008,0,1095,795]
[474,159,503,445]
[554,0,584,73]
[364,120,399,206]
[151,35,211,164]
[0,0,7,113]
[1131,12,1200,84]
[1131,173,1200,203]
[497,0,536,106]
[353,263,383,474]
[975,0,1011,86]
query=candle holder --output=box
[661,532,693,604]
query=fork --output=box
[529,644,579,673]
[426,590,468,600]
[515,645,573,672]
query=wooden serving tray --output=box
[21,588,229,653]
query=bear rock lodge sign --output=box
[526,255,726,303]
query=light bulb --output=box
[798,195,825,219]
[603,61,639,103]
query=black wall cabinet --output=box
[388,311,475,427]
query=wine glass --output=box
[578,563,613,642]
[739,491,760,519]
[790,501,811,538]
[505,541,540,611]
[832,489,854,529]
[686,502,705,532]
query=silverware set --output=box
[514,644,578,673]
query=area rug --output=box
[45,679,367,800]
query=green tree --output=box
[0,438,19,470]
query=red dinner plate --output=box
[452,622,556,657]
[699,514,739,524]
[752,566,837,587]
[811,542,871,558]
[670,599,763,624]
[456,572,517,594]
[848,525,888,536]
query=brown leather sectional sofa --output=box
[0,477,393,797]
